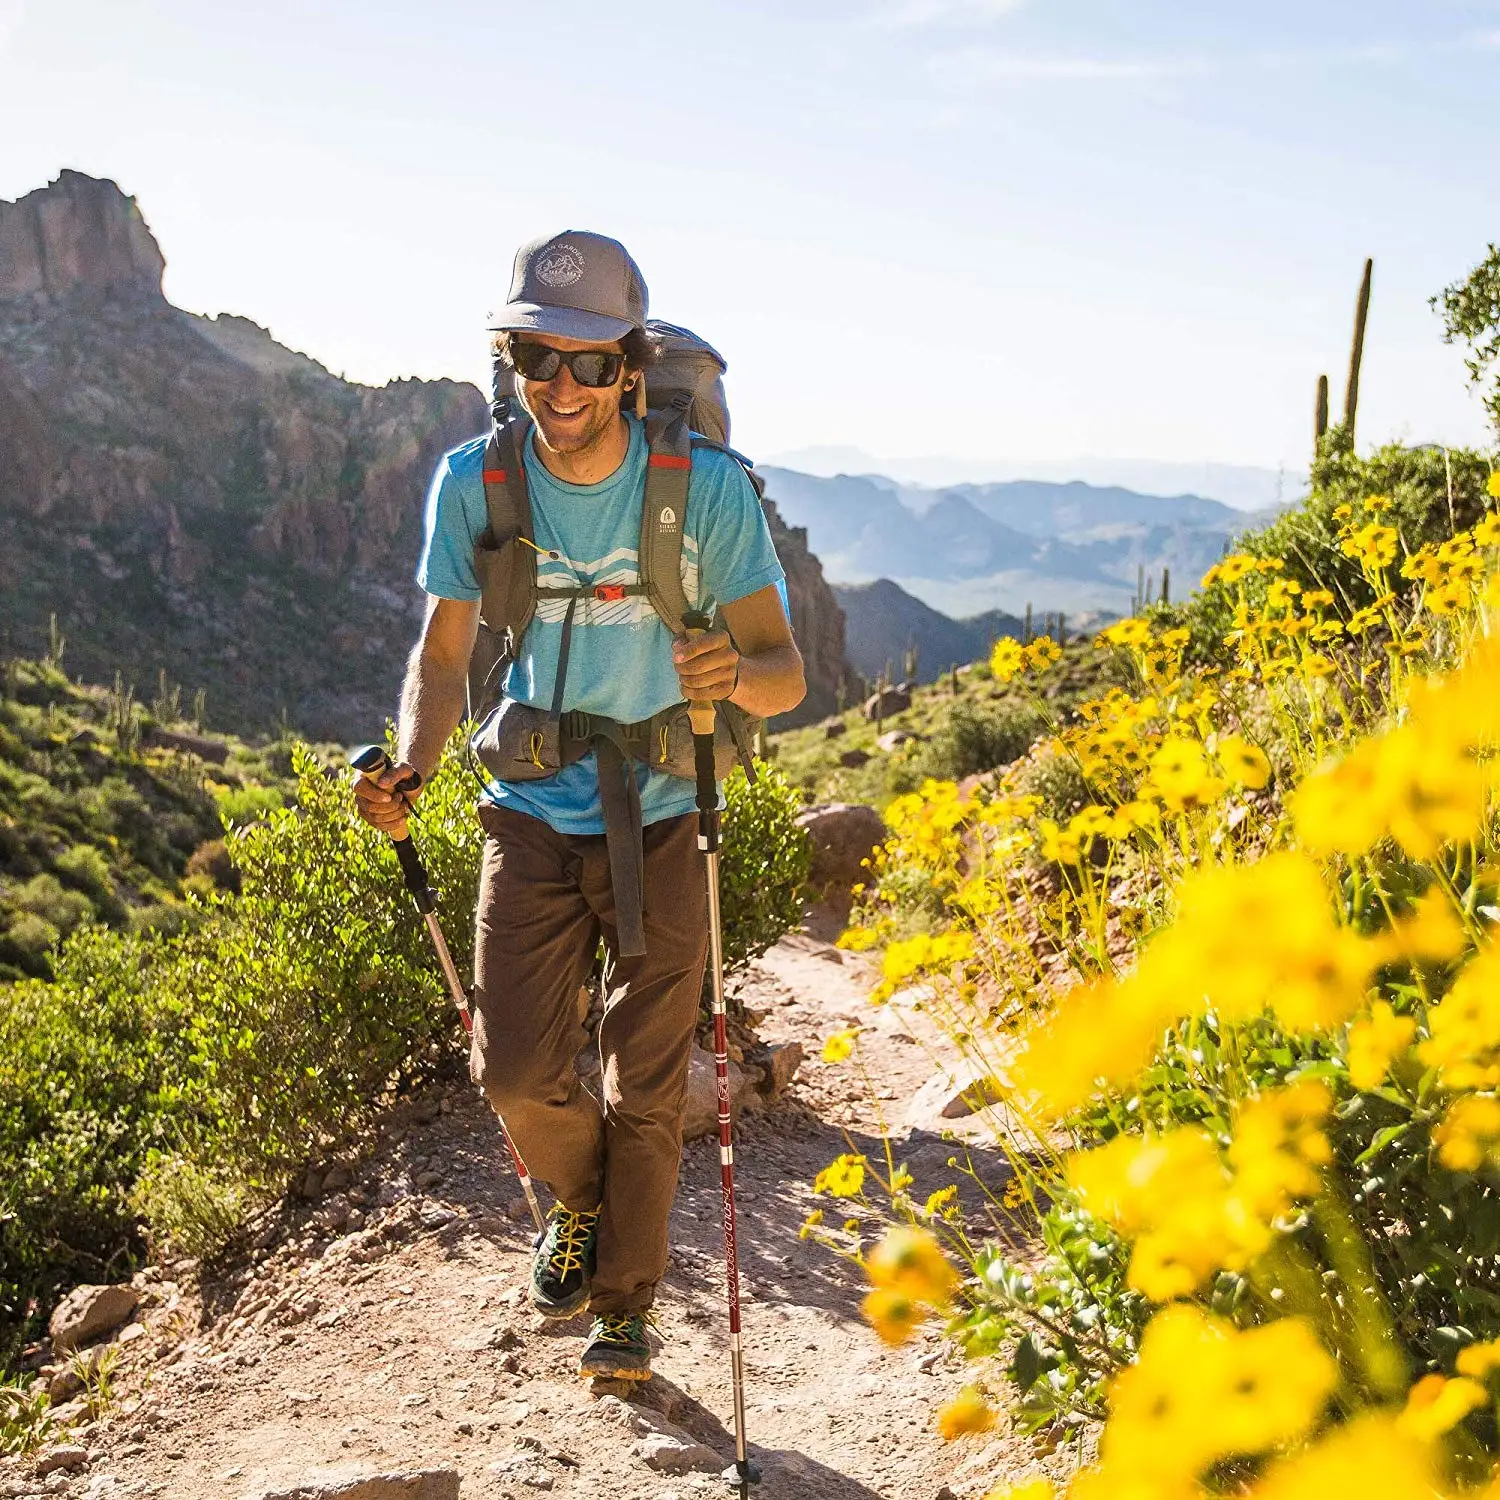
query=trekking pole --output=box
[349,745,545,1235]
[681,613,761,1495]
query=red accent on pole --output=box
[482,468,508,483]
[648,454,692,470]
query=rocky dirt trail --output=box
[5,927,1039,1500]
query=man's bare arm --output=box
[673,584,805,719]
[354,596,478,834]
[398,596,481,779]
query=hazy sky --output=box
[3,0,1496,479]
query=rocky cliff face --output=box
[0,172,846,738]
[761,497,846,723]
[0,170,166,301]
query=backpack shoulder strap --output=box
[639,404,694,635]
[476,405,539,655]
[689,433,766,499]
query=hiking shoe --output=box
[529,1204,599,1319]
[578,1313,652,1381]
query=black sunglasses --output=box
[510,341,625,388]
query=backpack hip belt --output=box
[471,696,752,958]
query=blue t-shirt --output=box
[416,414,786,834]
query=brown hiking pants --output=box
[469,802,708,1315]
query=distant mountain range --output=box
[765,446,1301,514]
[831,580,1019,684]
[759,466,1270,619]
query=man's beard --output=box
[527,392,621,458]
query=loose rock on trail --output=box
[4,928,1043,1500]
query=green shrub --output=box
[13,875,93,936]
[52,844,119,917]
[916,699,1044,782]
[183,839,239,893]
[130,1153,256,1259]
[1013,742,1091,825]
[0,730,812,1356]
[3,912,59,966]
[0,926,186,1365]
[214,782,284,829]
[718,761,812,986]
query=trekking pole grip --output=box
[681,612,721,844]
[350,744,435,913]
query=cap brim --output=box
[485,301,636,343]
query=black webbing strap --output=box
[593,735,647,958]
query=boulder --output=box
[140,724,229,763]
[48,1284,138,1353]
[862,687,910,721]
[764,1042,804,1097]
[904,1067,1006,1130]
[796,803,887,891]
[822,718,847,739]
[682,1046,752,1142]
[837,748,871,769]
[634,1430,723,1473]
[255,1472,461,1500]
[34,1445,89,1476]
[876,729,914,752]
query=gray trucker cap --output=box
[487,231,648,343]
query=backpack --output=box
[467,320,762,957]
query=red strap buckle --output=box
[594,583,627,603]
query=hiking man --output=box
[354,230,805,1382]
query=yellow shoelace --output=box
[597,1313,644,1343]
[546,1208,597,1277]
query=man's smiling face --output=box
[512,332,630,461]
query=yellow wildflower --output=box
[1227,1082,1334,1219]
[1378,889,1468,965]
[1433,1096,1500,1172]
[1039,818,1083,865]
[923,1184,959,1218]
[1478,511,1500,547]
[991,637,1026,682]
[1105,1307,1336,1483]
[814,1154,867,1198]
[1425,578,1471,616]
[1147,736,1226,809]
[1024,635,1062,671]
[1203,554,1257,587]
[1364,493,1393,513]
[1006,972,1178,1121]
[1333,502,1354,520]
[1488,471,1500,500]
[865,1225,957,1305]
[1456,1338,1500,1379]
[1173,854,1373,1031]
[1248,1414,1434,1500]
[836,926,879,952]
[861,1287,926,1345]
[1215,733,1271,789]
[1417,948,1500,1090]
[983,1483,1055,1500]
[821,1028,859,1065]
[935,1386,996,1440]
[1303,587,1336,608]
[1397,1373,1488,1440]
[1340,522,1398,569]
[1347,1001,1418,1091]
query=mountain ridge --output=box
[758,464,1252,618]
[0,172,849,734]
